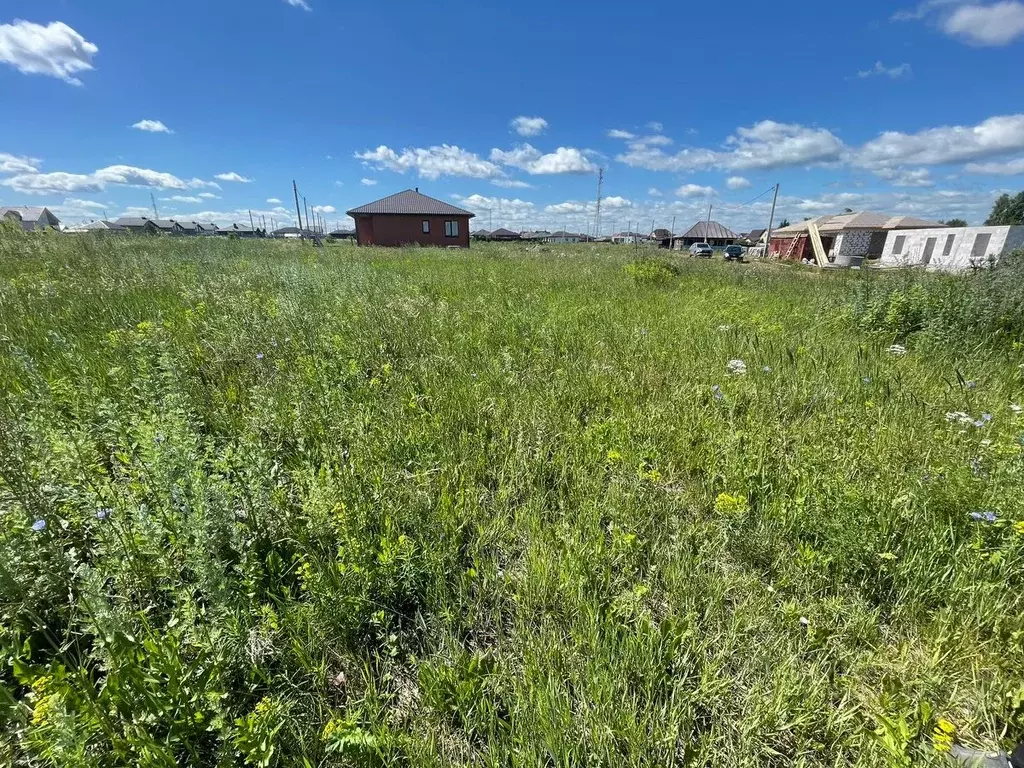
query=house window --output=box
[943,234,955,257]
[892,235,906,255]
[444,220,459,237]
[422,220,430,234]
[971,233,992,260]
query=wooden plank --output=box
[807,221,829,267]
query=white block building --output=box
[879,226,1024,272]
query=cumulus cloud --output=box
[267,197,283,203]
[648,187,663,196]
[676,184,716,198]
[647,121,664,132]
[312,205,336,213]
[198,192,219,199]
[360,178,377,186]
[0,152,40,174]
[603,196,633,209]
[607,129,636,139]
[132,119,173,133]
[161,195,203,203]
[215,171,253,183]
[490,143,597,174]
[618,120,845,172]
[450,194,536,227]
[187,178,221,190]
[491,178,533,188]
[873,168,934,187]
[284,0,312,10]
[630,135,673,147]
[943,1,1024,44]
[857,61,912,79]
[356,144,500,180]
[856,114,1024,168]
[545,201,588,215]
[0,20,98,86]
[63,198,105,210]
[1,163,187,195]
[726,176,752,190]
[511,116,548,136]
[965,156,1024,174]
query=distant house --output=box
[769,212,944,264]
[171,219,201,235]
[219,223,262,238]
[742,228,766,246]
[471,229,491,239]
[113,217,161,235]
[611,231,646,244]
[150,219,185,235]
[328,229,356,240]
[673,221,738,248]
[272,226,315,239]
[488,228,521,241]
[879,225,1024,272]
[65,220,125,234]
[544,231,581,243]
[519,230,550,241]
[651,228,672,241]
[1,206,60,231]
[347,188,474,248]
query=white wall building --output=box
[879,226,1024,272]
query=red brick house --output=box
[346,189,475,248]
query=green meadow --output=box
[2,230,1023,767]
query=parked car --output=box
[689,242,713,258]
[724,245,745,261]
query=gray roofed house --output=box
[347,188,474,217]
[743,228,766,244]
[676,221,739,246]
[1,206,61,232]
[65,220,126,233]
[171,219,201,234]
[488,228,521,240]
[113,216,161,235]
[151,219,184,234]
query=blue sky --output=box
[2,0,1023,233]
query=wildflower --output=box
[980,439,992,447]
[1011,404,1022,414]
[606,450,622,463]
[715,492,749,517]
[31,519,46,532]
[717,324,731,332]
[727,359,747,376]
[982,412,992,422]
[1013,521,1024,536]
[966,380,977,390]
[946,411,973,424]
[887,344,907,356]
[862,376,872,384]
[799,616,810,628]
[96,508,110,520]
[153,432,166,444]
[712,384,724,401]
[969,511,998,523]
[471,373,477,378]
[933,718,956,753]
[270,337,278,347]
[256,352,264,361]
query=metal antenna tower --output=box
[150,192,159,220]
[594,168,604,237]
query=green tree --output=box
[984,192,1024,226]
[777,219,791,228]
[943,219,968,228]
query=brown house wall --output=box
[353,214,471,248]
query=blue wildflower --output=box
[966,380,977,390]
[982,413,992,422]
[96,509,110,520]
[862,376,872,384]
[712,384,724,401]
[970,511,997,523]
[256,352,265,361]
[31,519,46,532]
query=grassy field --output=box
[1,230,1023,767]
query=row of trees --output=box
[985,191,1024,226]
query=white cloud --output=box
[726,176,752,190]
[647,121,664,132]
[161,195,203,203]
[490,143,597,174]
[450,193,536,227]
[943,1,1024,44]
[874,168,934,187]
[267,197,283,204]
[356,144,501,180]
[603,196,633,209]
[360,178,377,186]
[187,178,221,190]
[63,198,105,210]
[857,61,912,79]
[2,163,187,195]
[676,183,716,198]
[608,129,636,140]
[856,114,1024,168]
[965,156,1024,174]
[0,20,98,86]
[490,178,533,188]
[630,135,673,147]
[511,116,548,137]
[334,180,344,187]
[0,152,40,174]
[312,205,336,213]
[215,172,253,183]
[198,192,219,199]
[648,187,663,197]
[284,0,312,10]
[2,171,101,195]
[545,201,588,215]
[132,119,173,133]
[618,120,845,172]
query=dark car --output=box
[724,245,745,261]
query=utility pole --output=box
[764,183,779,257]
[670,215,676,249]
[293,180,304,241]
[248,209,255,234]
[303,197,310,234]
[705,204,713,243]
[150,192,159,220]
[594,167,603,239]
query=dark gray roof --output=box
[347,189,474,217]
[680,220,738,240]
[745,228,766,241]
[151,219,180,230]
[488,228,520,238]
[172,219,200,231]
[1,206,54,221]
[114,217,155,227]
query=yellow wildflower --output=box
[1013,521,1024,536]
[715,492,749,517]
[606,450,622,463]
[932,718,956,753]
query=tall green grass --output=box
[1,229,1023,766]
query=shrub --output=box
[623,258,680,285]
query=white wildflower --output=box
[887,344,907,356]
[727,359,747,376]
[1011,404,1022,414]
[717,324,732,332]
[946,411,975,425]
